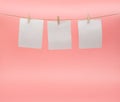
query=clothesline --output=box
[0,11,119,49]
[0,12,120,21]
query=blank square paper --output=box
[78,19,102,49]
[48,21,72,50]
[18,18,44,48]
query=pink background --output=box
[0,0,120,102]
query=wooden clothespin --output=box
[87,14,90,24]
[57,16,60,25]
[27,15,31,24]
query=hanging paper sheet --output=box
[48,20,72,50]
[78,19,102,49]
[18,18,44,49]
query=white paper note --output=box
[48,20,72,50]
[18,18,44,48]
[78,19,102,49]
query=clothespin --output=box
[87,14,90,24]
[27,14,31,24]
[57,16,60,25]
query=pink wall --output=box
[0,0,120,102]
